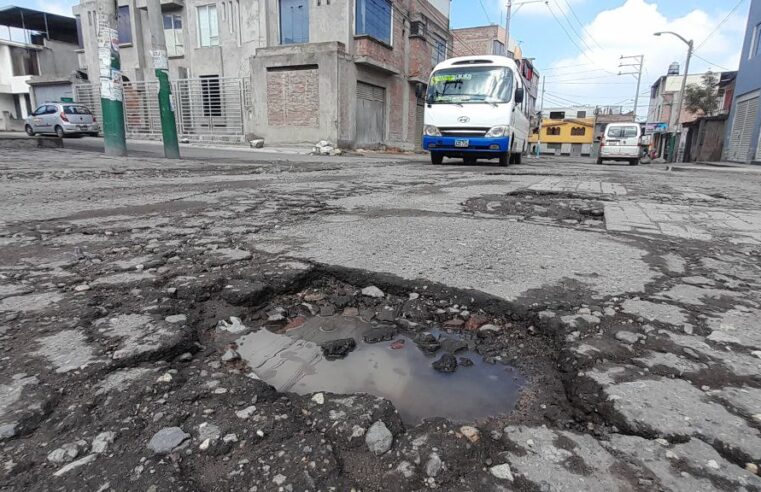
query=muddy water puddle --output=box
[237,316,525,424]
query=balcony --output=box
[136,0,184,11]
[354,36,399,75]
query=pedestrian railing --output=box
[73,76,246,139]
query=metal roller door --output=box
[356,82,385,148]
[726,92,759,162]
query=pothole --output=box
[208,275,569,427]
[465,191,606,228]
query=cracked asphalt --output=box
[1,145,761,491]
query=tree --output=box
[683,72,720,116]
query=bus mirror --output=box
[515,88,525,104]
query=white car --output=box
[25,103,100,138]
[598,123,641,166]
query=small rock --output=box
[365,421,393,456]
[47,443,80,464]
[440,338,468,354]
[272,474,287,486]
[311,393,325,405]
[409,293,420,300]
[490,464,514,481]
[0,423,17,440]
[459,426,479,443]
[320,304,336,317]
[342,307,359,317]
[415,332,441,353]
[221,349,241,363]
[74,284,91,292]
[249,138,265,149]
[217,317,247,334]
[426,453,442,477]
[443,318,465,328]
[706,459,720,470]
[746,463,758,475]
[363,325,397,343]
[321,338,357,360]
[156,372,173,383]
[479,324,501,333]
[615,331,642,345]
[235,405,257,419]
[147,427,190,454]
[458,357,474,367]
[432,354,457,373]
[91,431,116,454]
[165,314,186,324]
[361,286,385,298]
[52,454,97,477]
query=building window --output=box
[201,76,222,117]
[753,23,761,58]
[75,15,84,48]
[163,14,184,57]
[10,47,39,76]
[197,4,219,47]
[356,0,392,45]
[492,40,505,56]
[280,0,309,44]
[431,34,447,66]
[117,5,132,44]
[571,127,586,136]
[576,111,586,118]
[549,111,565,119]
[546,126,561,136]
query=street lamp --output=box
[654,31,694,161]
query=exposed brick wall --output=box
[388,77,405,141]
[266,67,320,128]
[452,26,504,57]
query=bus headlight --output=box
[424,125,441,137]
[486,126,509,138]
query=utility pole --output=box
[96,0,127,156]
[146,0,180,158]
[536,75,545,157]
[619,55,644,122]
[504,0,546,58]
[654,31,693,162]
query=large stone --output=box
[365,420,393,456]
[432,354,457,373]
[147,427,190,454]
[321,338,357,360]
[94,314,192,362]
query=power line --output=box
[554,0,599,55]
[545,2,616,74]
[478,0,494,25]
[692,53,734,71]
[558,0,605,51]
[695,0,746,51]
[544,68,613,78]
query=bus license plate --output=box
[454,139,469,148]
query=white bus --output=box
[422,56,530,166]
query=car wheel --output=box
[498,152,509,167]
[629,158,639,166]
[596,157,603,165]
[89,132,99,137]
[430,152,443,165]
[55,126,65,138]
[25,125,35,136]
[513,152,522,165]
[464,156,478,165]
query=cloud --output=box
[32,0,77,17]
[540,0,747,118]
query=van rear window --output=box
[63,106,92,115]
[606,126,638,138]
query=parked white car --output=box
[25,103,100,138]
[598,123,641,166]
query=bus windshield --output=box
[426,66,514,104]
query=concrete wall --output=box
[250,42,351,145]
[36,39,79,79]
[724,0,761,163]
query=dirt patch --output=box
[465,190,606,227]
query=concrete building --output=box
[74,0,453,148]
[0,6,79,131]
[724,0,761,164]
[529,106,596,156]
[646,65,723,161]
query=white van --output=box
[422,56,530,166]
[598,123,642,166]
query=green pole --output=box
[97,0,127,156]
[147,0,180,159]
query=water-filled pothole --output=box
[237,315,526,424]
[208,275,570,427]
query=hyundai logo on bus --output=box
[457,116,470,123]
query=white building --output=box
[0,6,80,131]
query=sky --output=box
[450,0,751,118]
[27,0,752,119]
